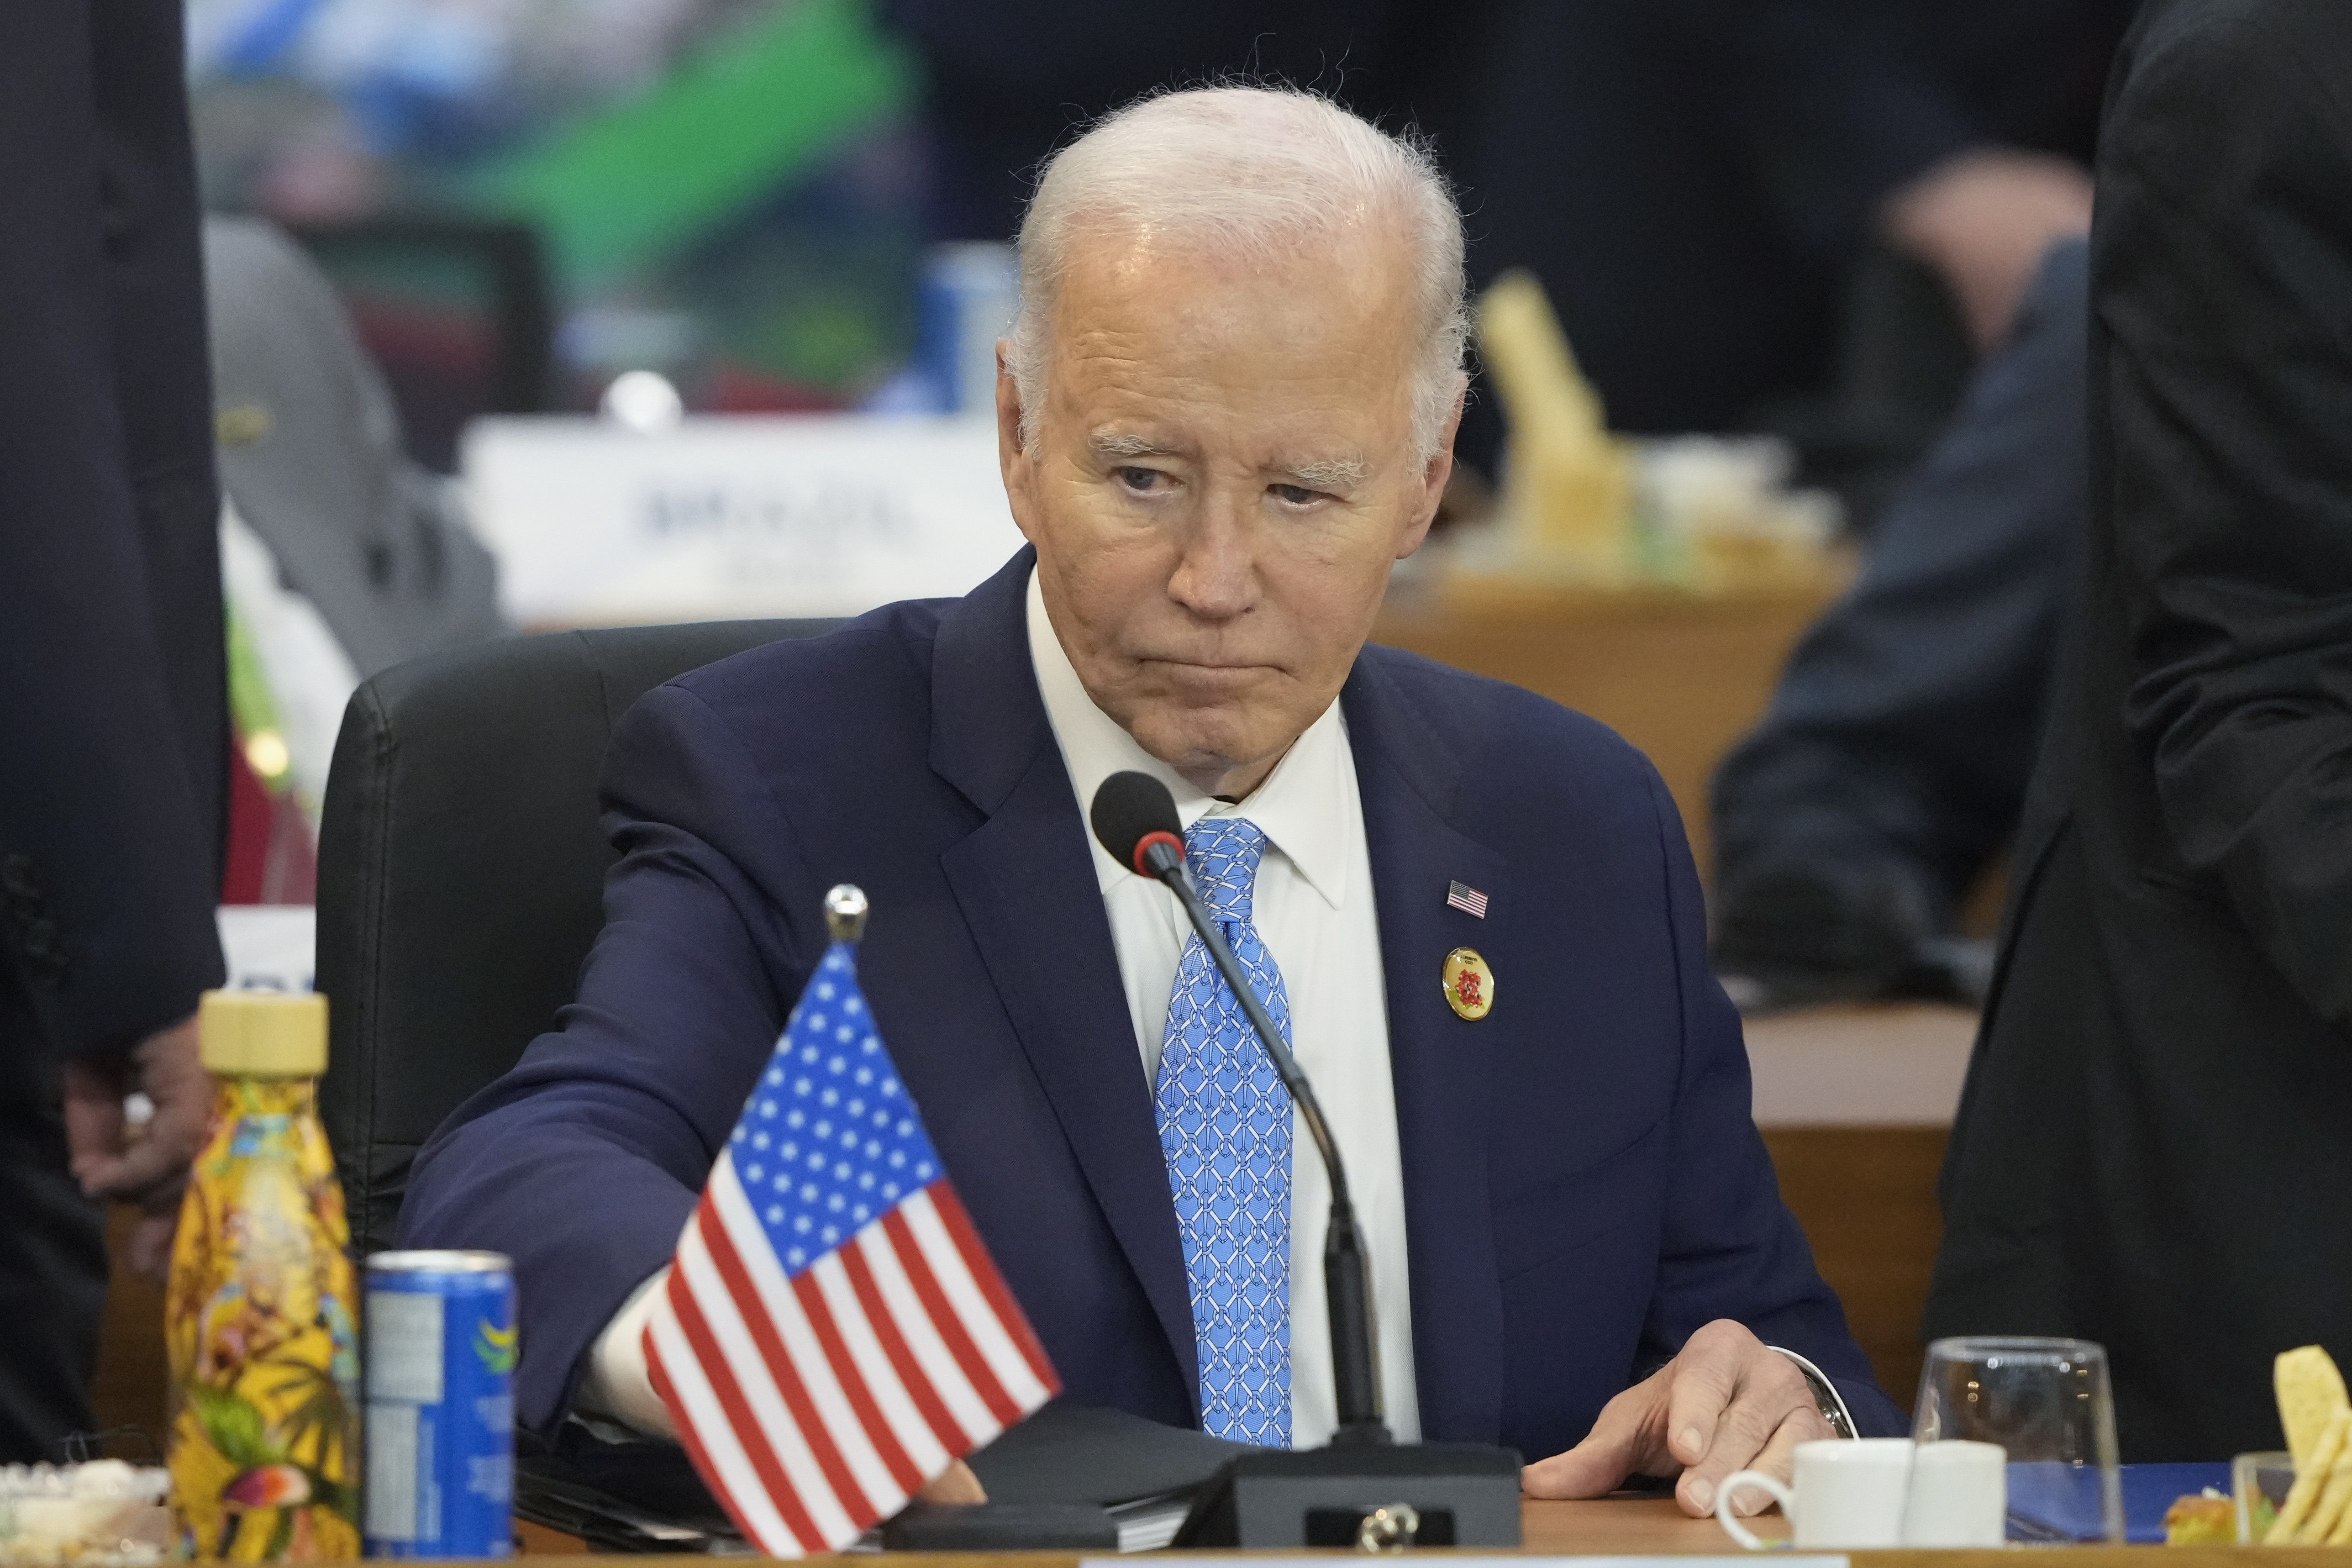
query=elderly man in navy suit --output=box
[403,87,1900,1515]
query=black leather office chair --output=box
[317,619,842,1253]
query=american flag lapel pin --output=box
[1446,880,1489,919]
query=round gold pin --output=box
[1441,947,1494,1021]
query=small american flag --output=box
[1447,880,1489,918]
[642,937,1058,1554]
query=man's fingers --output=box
[1522,1434,1638,1501]
[1523,1379,1670,1500]
[77,1126,195,1203]
[126,1212,179,1284]
[81,1016,211,1202]
[915,1459,987,1505]
[1721,1407,1826,1517]
[1661,1321,1748,1471]
[1673,1344,1826,1515]
[60,1060,129,1190]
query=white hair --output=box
[1007,85,1469,467]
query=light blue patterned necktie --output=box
[1154,816,1292,1446]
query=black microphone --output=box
[1091,770,1386,1445]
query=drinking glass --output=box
[1910,1336,2124,1543]
[2234,1450,2295,1543]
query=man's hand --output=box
[1879,147,2094,351]
[914,1460,987,1506]
[1521,1320,1833,1516]
[61,1013,212,1280]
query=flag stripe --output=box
[668,1237,847,1549]
[923,1184,1060,1398]
[688,1199,881,1531]
[904,1188,1055,1410]
[646,1297,807,1555]
[858,1217,1000,1444]
[837,1237,969,1456]
[789,1269,923,1498]
[806,1251,945,1483]
[882,1204,1019,1429]
[706,1159,913,1510]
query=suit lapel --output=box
[929,551,1201,1407]
[1343,654,1510,1444]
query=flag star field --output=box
[730,949,942,1272]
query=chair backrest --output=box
[317,619,842,1252]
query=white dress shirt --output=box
[1022,570,1421,1446]
[581,569,1421,1446]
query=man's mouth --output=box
[1138,657,1275,682]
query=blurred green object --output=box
[460,0,915,292]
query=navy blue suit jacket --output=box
[403,548,1900,1453]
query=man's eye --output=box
[1116,467,1168,492]
[1270,484,1322,507]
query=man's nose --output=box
[1166,491,1258,619]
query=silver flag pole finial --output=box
[823,884,869,943]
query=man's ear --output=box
[1397,374,1468,560]
[994,339,1041,544]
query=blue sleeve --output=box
[399,683,822,1436]
[1640,768,1908,1437]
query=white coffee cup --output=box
[1899,1440,2008,1547]
[1715,1437,2007,1550]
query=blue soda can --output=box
[363,1250,516,1557]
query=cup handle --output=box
[1716,1470,1797,1551]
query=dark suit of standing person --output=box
[1926,0,2352,1460]
[0,0,229,1460]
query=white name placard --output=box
[462,415,1024,626]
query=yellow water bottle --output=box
[164,990,359,1561]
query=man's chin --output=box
[1126,720,1289,797]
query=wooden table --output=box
[511,1497,1752,1557]
[514,1495,2327,1558]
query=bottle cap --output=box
[199,989,327,1077]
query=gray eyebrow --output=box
[1089,432,1369,491]
[1281,454,1371,490]
[1090,431,1176,458]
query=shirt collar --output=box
[1025,567,1352,910]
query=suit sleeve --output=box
[2095,4,2352,1034]
[1711,239,2085,911]
[1638,769,1906,1436]
[0,0,225,1058]
[400,683,824,1436]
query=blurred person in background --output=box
[884,0,2130,447]
[1707,241,2089,1009]
[0,0,229,1459]
[205,212,507,901]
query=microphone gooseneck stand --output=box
[1096,774,1523,1550]
[1134,831,1387,1445]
